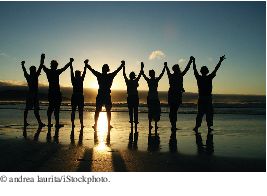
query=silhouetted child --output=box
[70,61,87,129]
[193,55,226,132]
[165,57,193,131]
[43,57,73,128]
[142,63,166,135]
[85,60,124,129]
[123,62,144,140]
[21,54,45,127]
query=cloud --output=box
[0,52,9,57]
[149,50,166,60]
[178,58,186,64]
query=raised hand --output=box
[164,62,167,66]
[41,53,45,60]
[220,55,226,62]
[121,60,125,66]
[141,62,144,68]
[190,56,195,61]
[21,61,25,66]
[70,58,74,63]
[84,59,89,65]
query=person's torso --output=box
[126,79,139,97]
[197,75,213,96]
[26,74,38,93]
[148,78,159,98]
[169,73,184,93]
[46,70,60,92]
[72,77,84,94]
[97,74,113,95]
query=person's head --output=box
[29,66,36,75]
[129,72,136,80]
[50,60,58,70]
[149,70,155,78]
[75,70,81,78]
[172,64,181,73]
[200,66,209,76]
[102,64,110,73]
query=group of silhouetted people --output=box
[21,54,226,140]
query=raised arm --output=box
[182,57,193,76]
[164,62,171,78]
[192,57,200,78]
[141,63,149,82]
[136,62,144,81]
[157,65,166,81]
[111,60,125,77]
[81,65,87,80]
[58,58,73,75]
[36,53,45,76]
[21,61,28,78]
[122,65,128,82]
[210,55,226,77]
[70,63,75,82]
[84,59,100,77]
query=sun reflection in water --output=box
[95,111,109,151]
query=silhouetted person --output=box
[165,57,193,131]
[142,63,166,135]
[192,55,226,132]
[43,57,73,128]
[21,54,45,127]
[85,60,124,129]
[123,62,144,137]
[70,61,87,129]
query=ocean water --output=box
[0,103,265,159]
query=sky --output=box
[0,1,265,95]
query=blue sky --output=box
[0,1,265,95]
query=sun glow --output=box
[95,111,109,151]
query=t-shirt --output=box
[195,73,216,96]
[168,73,184,93]
[126,79,139,97]
[95,73,115,96]
[147,78,159,99]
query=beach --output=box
[0,103,265,172]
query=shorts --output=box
[127,96,139,108]
[48,92,62,109]
[197,96,213,114]
[96,94,112,110]
[147,97,161,122]
[168,91,182,106]
[71,93,84,109]
[25,92,39,110]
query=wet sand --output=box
[0,138,265,172]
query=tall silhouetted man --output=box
[43,57,73,128]
[123,62,144,135]
[193,55,226,132]
[142,63,166,135]
[166,57,193,131]
[70,61,87,129]
[85,60,124,129]
[21,54,45,127]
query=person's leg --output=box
[54,93,62,127]
[24,109,29,126]
[47,105,53,127]
[134,105,138,132]
[78,105,84,128]
[194,100,204,132]
[71,105,77,128]
[34,109,44,127]
[106,95,112,129]
[206,98,214,132]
